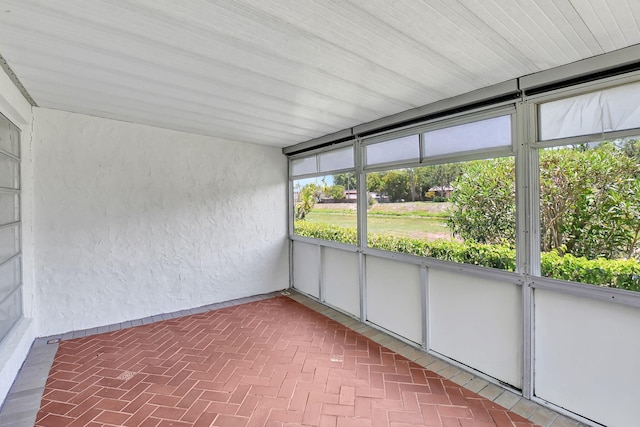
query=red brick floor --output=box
[35,296,539,427]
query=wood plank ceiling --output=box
[0,0,639,147]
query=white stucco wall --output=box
[32,108,288,336]
[0,67,35,405]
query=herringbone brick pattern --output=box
[35,297,539,427]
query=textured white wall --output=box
[33,108,288,336]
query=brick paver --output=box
[35,297,539,426]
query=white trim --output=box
[353,79,519,136]
[520,44,640,92]
[420,265,429,351]
[289,235,358,252]
[530,277,640,309]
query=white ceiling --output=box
[1,0,639,148]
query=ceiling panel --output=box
[0,0,639,148]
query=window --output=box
[538,139,640,291]
[422,114,512,157]
[291,146,357,244]
[366,157,516,271]
[365,134,420,166]
[536,80,640,292]
[0,113,21,342]
[289,111,517,270]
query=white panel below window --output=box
[429,269,522,388]
[322,248,359,317]
[365,256,422,344]
[535,290,640,427]
[293,241,320,298]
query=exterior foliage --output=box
[539,143,640,260]
[294,183,321,220]
[364,164,461,202]
[446,158,515,244]
[446,142,640,261]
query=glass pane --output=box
[291,156,317,177]
[0,192,18,225]
[293,174,357,244]
[366,134,420,165]
[9,123,20,158]
[366,157,516,271]
[0,114,19,157]
[318,146,354,173]
[0,226,19,264]
[0,287,22,341]
[0,156,18,189]
[538,138,640,291]
[0,256,20,302]
[539,81,640,141]
[423,115,511,157]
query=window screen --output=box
[291,156,317,177]
[318,146,354,173]
[423,115,512,158]
[539,81,640,141]
[365,134,420,166]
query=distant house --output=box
[428,185,454,198]
[345,189,358,200]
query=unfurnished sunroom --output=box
[0,2,639,427]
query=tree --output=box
[333,173,356,190]
[447,158,515,244]
[366,172,384,194]
[430,164,463,198]
[381,170,411,202]
[539,143,640,259]
[447,143,640,260]
[325,185,345,200]
[294,183,321,220]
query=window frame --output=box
[524,72,640,303]
[289,141,358,248]
[0,113,22,344]
[289,106,521,274]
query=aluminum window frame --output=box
[362,105,516,172]
[529,70,640,148]
[522,74,640,305]
[289,141,358,246]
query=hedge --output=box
[294,221,640,291]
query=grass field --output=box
[303,202,453,239]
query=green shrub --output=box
[294,222,357,245]
[541,250,640,291]
[294,222,640,290]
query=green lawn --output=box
[303,210,452,239]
